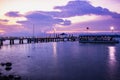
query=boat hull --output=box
[79,40,119,44]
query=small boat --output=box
[79,34,120,43]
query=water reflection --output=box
[0,42,120,80]
[53,42,57,58]
[108,46,116,66]
[108,46,117,79]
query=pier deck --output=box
[0,36,78,46]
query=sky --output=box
[0,0,120,36]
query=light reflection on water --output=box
[53,42,57,58]
[108,46,116,66]
[107,46,118,80]
[0,42,120,80]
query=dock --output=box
[0,35,78,46]
[79,34,120,43]
[0,33,120,46]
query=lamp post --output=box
[52,24,56,38]
[33,24,35,38]
[53,27,56,38]
[110,26,114,33]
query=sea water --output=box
[0,41,120,80]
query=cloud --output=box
[52,0,120,18]
[17,11,71,27]
[0,19,9,22]
[1,11,71,36]
[1,0,120,36]
[5,11,22,17]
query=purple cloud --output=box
[0,19,9,22]
[5,11,22,17]
[1,0,120,36]
[51,0,120,18]
[17,11,71,27]
[62,20,71,25]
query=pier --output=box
[0,33,120,46]
[0,35,78,46]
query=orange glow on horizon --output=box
[0,30,5,33]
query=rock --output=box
[5,62,12,66]
[5,67,12,71]
[8,74,14,79]
[0,72,2,75]
[1,75,9,80]
[0,63,5,66]
[27,56,30,58]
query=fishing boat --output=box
[79,34,120,43]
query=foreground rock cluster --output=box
[0,62,21,80]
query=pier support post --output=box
[0,40,3,46]
[34,38,38,43]
[10,39,14,45]
[27,38,31,43]
[19,39,24,44]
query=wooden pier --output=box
[1,33,119,46]
[0,36,78,46]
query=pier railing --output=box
[0,36,78,46]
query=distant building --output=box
[59,33,68,38]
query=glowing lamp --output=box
[110,26,115,33]
[110,26,114,31]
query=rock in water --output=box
[5,62,12,66]
[5,67,12,71]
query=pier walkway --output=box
[0,36,78,46]
[1,33,120,46]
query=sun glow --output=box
[67,15,112,24]
[0,30,5,33]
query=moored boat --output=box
[79,34,120,43]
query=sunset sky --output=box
[0,0,120,36]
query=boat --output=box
[79,34,120,43]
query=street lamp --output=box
[33,24,35,38]
[110,26,114,33]
[52,24,56,38]
[52,27,57,38]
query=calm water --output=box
[0,41,120,80]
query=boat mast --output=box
[33,24,35,38]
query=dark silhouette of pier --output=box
[0,34,78,46]
[1,33,120,46]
